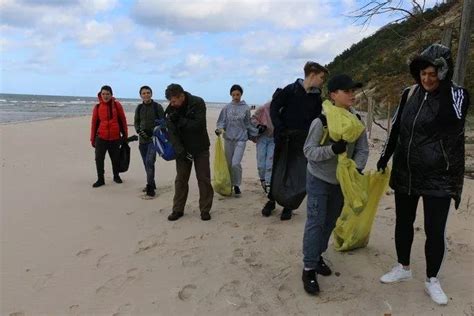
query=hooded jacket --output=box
[270,78,322,136]
[216,100,256,141]
[379,44,470,208]
[251,101,274,137]
[90,93,128,145]
[165,92,210,155]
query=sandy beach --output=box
[1,107,473,315]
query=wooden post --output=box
[453,0,473,85]
[386,103,392,135]
[366,98,373,140]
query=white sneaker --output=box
[380,264,412,283]
[425,277,448,305]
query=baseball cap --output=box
[327,74,363,92]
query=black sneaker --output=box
[146,184,156,197]
[302,269,320,295]
[92,179,105,188]
[168,211,184,221]
[280,208,292,221]
[233,186,241,196]
[113,175,123,183]
[261,200,276,217]
[201,212,211,221]
[316,257,332,276]
[143,184,157,192]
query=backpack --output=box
[152,119,176,161]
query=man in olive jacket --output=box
[164,83,214,221]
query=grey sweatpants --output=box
[224,139,246,186]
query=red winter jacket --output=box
[90,93,128,145]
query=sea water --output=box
[0,93,228,124]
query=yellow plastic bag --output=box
[323,100,365,143]
[333,169,390,251]
[212,136,232,196]
[336,154,369,214]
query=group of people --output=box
[89,43,470,306]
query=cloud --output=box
[77,20,114,47]
[131,0,332,33]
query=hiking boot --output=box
[168,211,184,221]
[280,208,293,221]
[143,184,156,192]
[201,212,211,221]
[262,200,276,217]
[233,185,241,196]
[260,179,266,192]
[113,175,123,183]
[302,269,320,295]
[380,264,412,283]
[316,257,332,276]
[425,277,448,305]
[146,184,156,197]
[92,178,105,188]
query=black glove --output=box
[331,140,347,155]
[215,128,223,136]
[168,111,179,123]
[377,158,388,172]
[138,130,148,139]
[257,124,267,134]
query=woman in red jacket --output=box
[90,85,128,187]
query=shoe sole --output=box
[424,287,448,305]
[380,276,412,284]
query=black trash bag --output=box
[118,142,130,173]
[269,130,308,210]
[117,136,138,173]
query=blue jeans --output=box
[303,171,344,269]
[139,142,157,188]
[256,135,274,184]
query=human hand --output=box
[257,124,267,134]
[331,140,347,155]
[215,128,224,136]
[376,158,387,172]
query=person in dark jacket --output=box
[164,84,214,221]
[377,44,470,305]
[134,85,165,197]
[261,61,328,220]
[90,85,128,187]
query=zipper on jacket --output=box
[440,139,450,170]
[407,92,427,195]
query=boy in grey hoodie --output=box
[216,84,258,195]
[301,74,369,295]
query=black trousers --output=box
[394,191,451,278]
[95,137,121,178]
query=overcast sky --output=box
[0,0,439,103]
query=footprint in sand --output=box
[135,233,167,254]
[277,283,296,305]
[181,253,202,267]
[178,284,197,301]
[96,254,111,268]
[96,268,141,296]
[76,248,92,257]
[242,235,255,244]
[112,303,133,316]
[68,304,80,315]
[216,280,248,309]
[33,273,53,291]
[9,312,25,316]
[245,251,262,268]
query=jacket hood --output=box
[409,44,453,83]
[97,92,116,104]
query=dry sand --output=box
[1,108,473,315]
